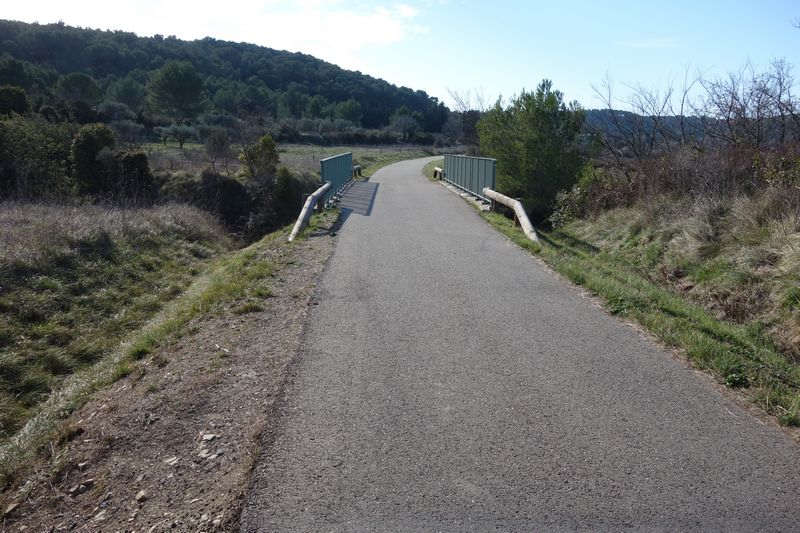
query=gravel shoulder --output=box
[3,219,337,532]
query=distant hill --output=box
[585,109,708,144]
[0,19,448,131]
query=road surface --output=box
[241,157,800,531]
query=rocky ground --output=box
[2,220,337,532]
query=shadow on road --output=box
[326,181,380,234]
[339,181,380,216]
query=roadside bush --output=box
[478,80,585,224]
[243,166,318,240]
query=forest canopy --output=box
[0,19,449,132]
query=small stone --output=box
[94,510,107,522]
[212,519,221,527]
[78,461,89,470]
[200,513,209,522]
[202,434,217,442]
[164,456,179,466]
[3,502,18,516]
[135,490,148,502]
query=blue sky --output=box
[5,0,800,109]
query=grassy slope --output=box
[0,208,336,486]
[0,204,233,440]
[565,199,800,356]
[481,210,800,427]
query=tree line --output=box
[0,19,456,145]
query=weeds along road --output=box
[241,157,800,531]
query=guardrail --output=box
[482,187,539,242]
[289,152,360,242]
[443,154,496,201]
[288,182,331,242]
[320,152,354,205]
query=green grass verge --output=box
[482,211,800,427]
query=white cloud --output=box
[394,4,419,18]
[3,1,428,73]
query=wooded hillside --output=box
[0,19,449,132]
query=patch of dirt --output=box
[2,224,337,532]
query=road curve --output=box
[241,157,800,531]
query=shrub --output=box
[198,169,252,228]
[239,134,279,180]
[71,123,116,196]
[115,151,156,203]
[0,115,75,200]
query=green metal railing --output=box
[320,152,353,205]
[443,155,496,201]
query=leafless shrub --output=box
[588,61,800,206]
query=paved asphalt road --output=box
[241,158,800,532]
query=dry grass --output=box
[565,186,800,361]
[0,202,231,268]
[0,202,233,443]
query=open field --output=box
[144,141,441,178]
